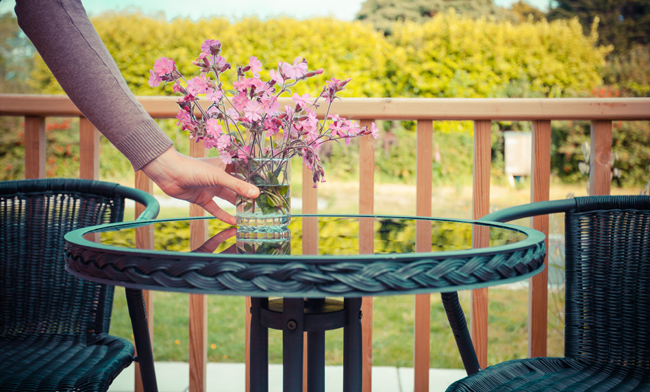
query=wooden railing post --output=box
[24,116,45,179]
[302,163,319,391]
[529,120,551,358]
[79,117,99,180]
[590,120,613,196]
[471,120,492,369]
[414,120,433,392]
[189,141,208,392]
[358,121,375,392]
[134,171,155,392]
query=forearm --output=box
[15,0,172,171]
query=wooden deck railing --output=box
[2,94,650,392]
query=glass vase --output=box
[235,157,290,239]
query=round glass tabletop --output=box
[64,215,546,297]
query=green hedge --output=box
[31,11,606,99]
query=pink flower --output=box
[261,96,279,115]
[217,134,231,149]
[233,78,256,92]
[213,55,226,69]
[264,118,279,136]
[328,114,350,138]
[370,122,379,139]
[226,108,241,123]
[172,83,183,93]
[148,70,162,87]
[206,88,223,103]
[186,75,209,96]
[237,145,253,162]
[281,57,308,80]
[203,138,219,149]
[249,56,262,78]
[244,100,264,122]
[206,106,219,116]
[292,93,314,109]
[326,77,342,88]
[201,39,220,53]
[269,69,284,85]
[176,108,191,127]
[300,109,319,139]
[153,57,175,76]
[232,92,248,112]
[205,118,223,137]
[252,79,273,96]
[220,153,232,165]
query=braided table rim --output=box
[64,215,546,297]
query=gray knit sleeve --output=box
[15,0,173,171]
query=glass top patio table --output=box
[64,214,546,298]
[63,214,546,392]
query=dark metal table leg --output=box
[306,298,326,392]
[125,288,158,392]
[282,298,305,392]
[441,292,481,375]
[343,298,362,392]
[307,330,325,392]
[250,297,269,392]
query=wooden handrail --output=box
[3,93,650,392]
[2,94,649,120]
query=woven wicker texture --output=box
[65,241,546,297]
[447,195,650,392]
[0,179,151,392]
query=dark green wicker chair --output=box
[0,178,159,392]
[443,195,650,391]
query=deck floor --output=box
[108,362,467,392]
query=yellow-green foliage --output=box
[31,11,607,100]
[388,11,609,98]
[31,13,393,98]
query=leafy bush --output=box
[387,11,608,98]
[21,11,650,187]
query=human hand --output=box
[142,147,259,224]
[192,227,237,254]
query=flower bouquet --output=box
[149,39,378,234]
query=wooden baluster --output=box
[471,120,491,369]
[529,120,551,358]
[189,141,208,392]
[24,116,45,179]
[134,171,155,392]
[302,164,319,391]
[359,121,375,392]
[414,120,433,392]
[589,120,613,196]
[79,117,99,180]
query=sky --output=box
[0,0,549,21]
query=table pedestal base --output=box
[250,297,362,392]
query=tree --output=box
[548,0,650,54]
[0,12,35,93]
[510,0,546,22]
[356,0,505,35]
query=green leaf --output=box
[250,174,267,186]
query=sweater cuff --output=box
[114,118,174,172]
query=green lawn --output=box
[109,286,564,368]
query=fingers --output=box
[200,199,237,225]
[214,171,260,200]
[197,157,259,199]
[212,187,237,206]
[193,227,237,253]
